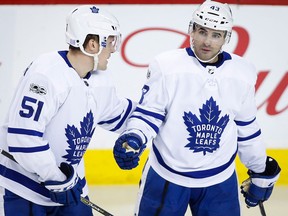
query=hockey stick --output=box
[80,196,113,216]
[259,201,267,216]
[0,149,114,216]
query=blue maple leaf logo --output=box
[183,97,229,155]
[63,111,95,164]
[90,6,99,13]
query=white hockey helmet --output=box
[189,0,233,43]
[66,5,121,52]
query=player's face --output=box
[192,25,226,63]
[97,36,117,70]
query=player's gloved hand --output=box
[44,162,83,205]
[113,133,146,170]
[240,156,281,207]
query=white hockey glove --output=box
[240,156,281,207]
[44,162,83,205]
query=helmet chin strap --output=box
[190,37,222,63]
[79,46,103,71]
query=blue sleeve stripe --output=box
[8,144,50,153]
[0,164,50,198]
[152,143,237,178]
[237,129,261,142]
[110,99,133,132]
[135,107,165,121]
[235,117,256,126]
[139,129,148,144]
[98,113,122,125]
[8,127,43,137]
[130,115,159,134]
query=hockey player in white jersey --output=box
[0,5,135,216]
[113,1,281,215]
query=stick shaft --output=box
[259,201,267,216]
[80,197,113,216]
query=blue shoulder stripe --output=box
[238,129,261,142]
[8,144,50,153]
[8,128,43,137]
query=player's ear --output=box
[83,34,99,53]
[84,38,98,54]
[92,39,100,53]
[91,39,97,48]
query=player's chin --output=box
[199,53,214,61]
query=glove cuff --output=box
[45,163,79,192]
[249,156,281,188]
[121,129,147,144]
[251,173,280,188]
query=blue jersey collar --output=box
[58,50,92,79]
[58,50,73,68]
[185,47,232,68]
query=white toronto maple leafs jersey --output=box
[0,51,135,205]
[125,48,267,187]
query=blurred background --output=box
[0,0,287,215]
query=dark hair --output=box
[69,34,99,51]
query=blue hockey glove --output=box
[113,133,146,170]
[44,162,83,205]
[240,156,281,207]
